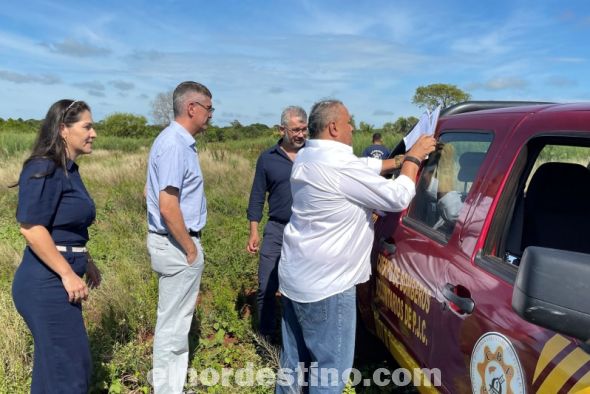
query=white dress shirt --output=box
[278,139,416,302]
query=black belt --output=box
[150,230,201,238]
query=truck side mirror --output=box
[512,246,590,343]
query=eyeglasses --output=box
[284,126,308,135]
[190,101,215,113]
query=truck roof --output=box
[438,102,590,139]
[442,101,590,118]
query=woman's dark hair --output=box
[27,99,91,167]
[10,99,91,187]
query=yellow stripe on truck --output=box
[537,348,590,393]
[568,371,590,393]
[374,313,439,394]
[535,335,571,382]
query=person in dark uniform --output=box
[361,132,390,159]
[246,106,307,339]
[11,99,101,393]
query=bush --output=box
[0,118,39,134]
[97,113,156,138]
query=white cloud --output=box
[467,77,528,91]
[0,31,49,58]
[449,7,550,59]
[109,80,135,91]
[88,90,106,97]
[72,81,105,91]
[0,69,61,84]
[0,0,587,126]
[42,38,112,57]
[268,87,284,94]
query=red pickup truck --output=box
[357,102,590,393]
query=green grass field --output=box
[0,132,270,393]
[0,130,406,394]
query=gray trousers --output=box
[147,233,205,394]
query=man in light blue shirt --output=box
[146,81,213,393]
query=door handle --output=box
[380,237,397,254]
[443,283,475,314]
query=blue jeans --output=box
[276,286,356,394]
[257,221,285,336]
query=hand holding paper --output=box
[403,105,441,151]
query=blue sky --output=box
[1,0,589,126]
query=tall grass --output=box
[351,132,403,156]
[205,131,404,159]
[0,129,405,162]
[92,136,154,152]
[0,285,31,393]
[0,133,35,160]
[0,133,271,392]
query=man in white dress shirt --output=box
[276,99,436,393]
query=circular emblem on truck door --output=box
[470,332,525,394]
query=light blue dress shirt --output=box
[146,121,207,233]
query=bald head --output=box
[308,100,343,139]
[308,99,354,146]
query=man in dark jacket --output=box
[246,106,307,339]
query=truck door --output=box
[442,133,590,394]
[373,131,493,390]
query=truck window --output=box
[505,143,590,264]
[407,132,493,238]
[525,145,590,189]
[483,137,590,273]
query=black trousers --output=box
[257,220,285,336]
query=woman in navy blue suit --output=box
[12,99,101,393]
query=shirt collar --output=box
[66,159,77,171]
[271,138,284,153]
[171,121,196,147]
[306,138,353,153]
[273,137,307,153]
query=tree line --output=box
[0,114,418,141]
[0,83,470,140]
[0,114,274,142]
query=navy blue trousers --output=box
[257,220,285,336]
[12,247,91,394]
